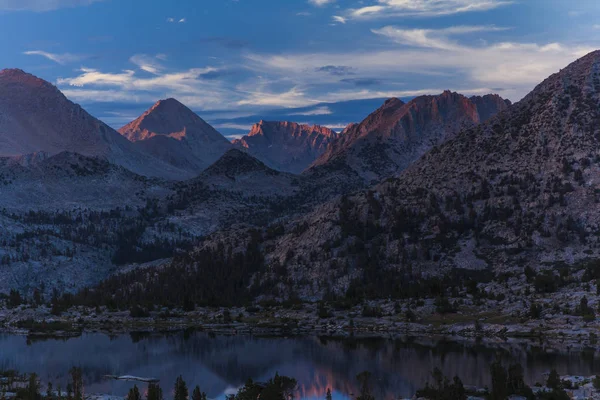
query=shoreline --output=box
[2,302,599,350]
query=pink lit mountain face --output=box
[232,121,339,174]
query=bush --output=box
[361,305,383,318]
[129,305,150,318]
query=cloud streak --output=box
[372,25,509,50]
[346,0,512,19]
[0,0,104,12]
[23,50,85,65]
[308,0,335,6]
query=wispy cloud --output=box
[332,15,346,24]
[0,0,104,12]
[57,65,232,109]
[213,123,253,131]
[23,50,85,65]
[167,17,186,23]
[308,0,335,6]
[245,41,593,103]
[372,25,508,50]
[237,86,318,108]
[290,106,333,116]
[347,0,512,19]
[129,54,165,75]
[315,65,355,76]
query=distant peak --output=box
[383,97,403,106]
[0,68,27,76]
[0,68,57,90]
[246,120,337,140]
[148,97,193,114]
[203,148,275,176]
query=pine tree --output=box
[325,388,332,400]
[147,383,163,400]
[490,361,508,400]
[69,368,83,400]
[46,382,54,400]
[174,376,188,400]
[192,386,206,400]
[547,369,561,390]
[356,371,375,400]
[127,385,141,400]
[27,373,40,400]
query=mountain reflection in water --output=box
[1,332,599,399]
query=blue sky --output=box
[1,0,599,138]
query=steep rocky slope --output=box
[164,149,304,236]
[0,69,188,180]
[308,92,510,184]
[189,50,600,300]
[232,121,338,173]
[0,151,171,211]
[119,98,232,173]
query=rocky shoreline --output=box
[2,300,600,350]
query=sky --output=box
[1,0,599,138]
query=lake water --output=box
[1,332,599,399]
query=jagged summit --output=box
[246,120,337,139]
[119,98,228,143]
[118,98,231,173]
[232,121,339,173]
[308,91,510,182]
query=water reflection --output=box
[0,332,599,399]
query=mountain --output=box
[308,91,511,184]
[232,121,339,173]
[162,149,303,237]
[0,151,170,212]
[0,69,188,180]
[118,98,232,173]
[170,50,600,301]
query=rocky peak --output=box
[119,98,226,143]
[117,98,231,173]
[232,121,339,174]
[202,149,277,177]
[470,94,512,122]
[246,120,337,141]
[308,91,510,183]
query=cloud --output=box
[372,25,508,50]
[340,78,383,86]
[332,15,346,24]
[347,0,512,19]
[167,17,185,23]
[57,65,233,110]
[0,0,104,11]
[213,123,253,131]
[237,86,318,108]
[245,41,593,102]
[61,89,149,103]
[23,50,85,65]
[594,25,600,30]
[129,54,165,75]
[315,65,355,76]
[308,0,334,6]
[290,106,333,116]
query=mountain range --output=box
[308,91,511,184]
[0,60,537,297]
[190,49,600,300]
